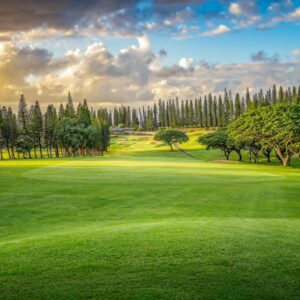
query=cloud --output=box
[229,3,242,16]
[178,57,194,69]
[289,7,300,19]
[0,1,137,33]
[260,5,300,28]
[250,50,280,63]
[0,1,298,42]
[202,24,231,36]
[291,49,300,58]
[2,36,300,110]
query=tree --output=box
[29,101,44,158]
[16,134,33,159]
[77,99,91,127]
[235,93,241,118]
[17,94,29,134]
[55,118,84,156]
[229,104,300,166]
[45,105,59,157]
[0,107,3,159]
[198,128,235,160]
[154,129,189,151]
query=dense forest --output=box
[0,84,300,160]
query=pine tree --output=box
[131,108,139,129]
[153,103,158,129]
[212,96,217,127]
[58,104,65,120]
[66,91,75,117]
[245,87,251,111]
[235,93,241,119]
[203,95,208,127]
[224,89,230,125]
[217,95,224,127]
[77,99,91,127]
[272,84,277,104]
[45,105,58,157]
[29,101,44,158]
[228,90,234,122]
[278,86,284,103]
[199,97,203,127]
[189,100,194,127]
[292,86,298,104]
[0,107,3,159]
[208,94,213,127]
[18,94,29,134]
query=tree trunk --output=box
[170,144,173,151]
[249,150,252,163]
[282,156,291,167]
[34,147,37,158]
[6,143,11,159]
[236,150,242,161]
[39,143,43,158]
[274,147,291,167]
[55,146,59,158]
[0,147,3,160]
[224,151,230,160]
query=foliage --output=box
[154,129,189,151]
[229,104,300,166]
[198,128,235,160]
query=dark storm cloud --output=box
[0,0,137,32]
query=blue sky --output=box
[0,0,300,108]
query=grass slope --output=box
[0,132,300,299]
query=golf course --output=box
[0,131,299,299]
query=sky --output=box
[0,0,300,109]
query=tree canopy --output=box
[228,104,300,166]
[198,129,235,160]
[154,129,189,151]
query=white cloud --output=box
[179,57,194,69]
[289,7,300,19]
[1,37,300,110]
[291,49,300,58]
[202,24,230,36]
[229,3,242,16]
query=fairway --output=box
[0,134,300,299]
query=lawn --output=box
[0,132,300,299]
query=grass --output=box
[0,131,300,299]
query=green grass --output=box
[0,132,300,299]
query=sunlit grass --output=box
[0,131,299,299]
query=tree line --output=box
[1,84,300,160]
[0,93,110,159]
[199,104,300,167]
[113,85,300,130]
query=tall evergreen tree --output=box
[45,105,59,157]
[272,84,277,105]
[235,93,241,119]
[17,94,29,134]
[29,101,44,158]
[217,95,224,127]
